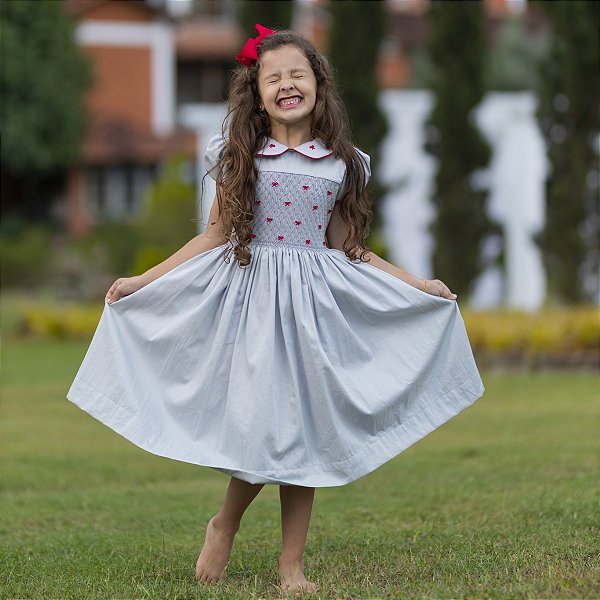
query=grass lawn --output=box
[1,338,598,599]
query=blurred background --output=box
[1,0,598,370]
[2,5,599,597]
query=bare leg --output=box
[195,477,264,584]
[278,485,318,593]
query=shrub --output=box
[19,304,102,340]
[130,246,172,277]
[13,297,600,373]
[131,154,198,274]
[71,221,142,277]
[462,307,599,369]
[0,225,53,289]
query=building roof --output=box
[175,18,241,60]
[64,0,166,20]
[82,116,196,165]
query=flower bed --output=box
[462,308,599,370]
[9,295,600,369]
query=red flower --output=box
[269,143,276,148]
[318,224,322,229]
[327,191,332,196]
[302,185,309,190]
[305,239,311,244]
[278,235,284,240]
[312,205,318,210]
[251,233,257,238]
[309,145,315,150]
[284,201,291,206]
[272,181,279,187]
[255,200,261,205]
[294,220,302,226]
[266,217,273,222]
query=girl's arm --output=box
[325,204,457,300]
[106,194,230,303]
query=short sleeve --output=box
[336,148,371,203]
[204,134,227,181]
[355,147,371,187]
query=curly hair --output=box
[210,29,373,267]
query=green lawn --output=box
[1,338,598,599]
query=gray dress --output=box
[66,135,485,487]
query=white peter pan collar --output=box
[257,137,333,160]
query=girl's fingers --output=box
[106,279,122,304]
[433,279,457,300]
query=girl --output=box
[67,25,485,594]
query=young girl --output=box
[67,25,485,594]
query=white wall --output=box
[378,89,549,311]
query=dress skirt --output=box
[66,241,485,487]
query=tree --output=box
[485,14,550,92]
[0,0,91,220]
[131,155,198,275]
[328,0,389,253]
[534,0,600,304]
[236,1,293,35]
[424,0,497,298]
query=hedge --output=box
[14,302,599,370]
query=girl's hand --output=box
[421,278,457,300]
[105,275,146,304]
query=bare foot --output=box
[278,558,318,594]
[195,515,237,584]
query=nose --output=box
[280,77,295,92]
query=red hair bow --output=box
[235,24,277,66]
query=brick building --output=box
[64,0,529,236]
[65,0,196,235]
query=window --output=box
[87,165,157,223]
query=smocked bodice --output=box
[204,134,371,249]
[251,172,341,248]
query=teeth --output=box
[279,97,300,106]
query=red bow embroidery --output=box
[235,24,277,66]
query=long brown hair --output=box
[211,29,372,267]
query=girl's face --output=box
[257,45,317,135]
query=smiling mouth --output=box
[277,96,303,108]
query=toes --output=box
[279,584,314,594]
[279,581,319,595]
[196,570,210,583]
[196,569,227,585]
